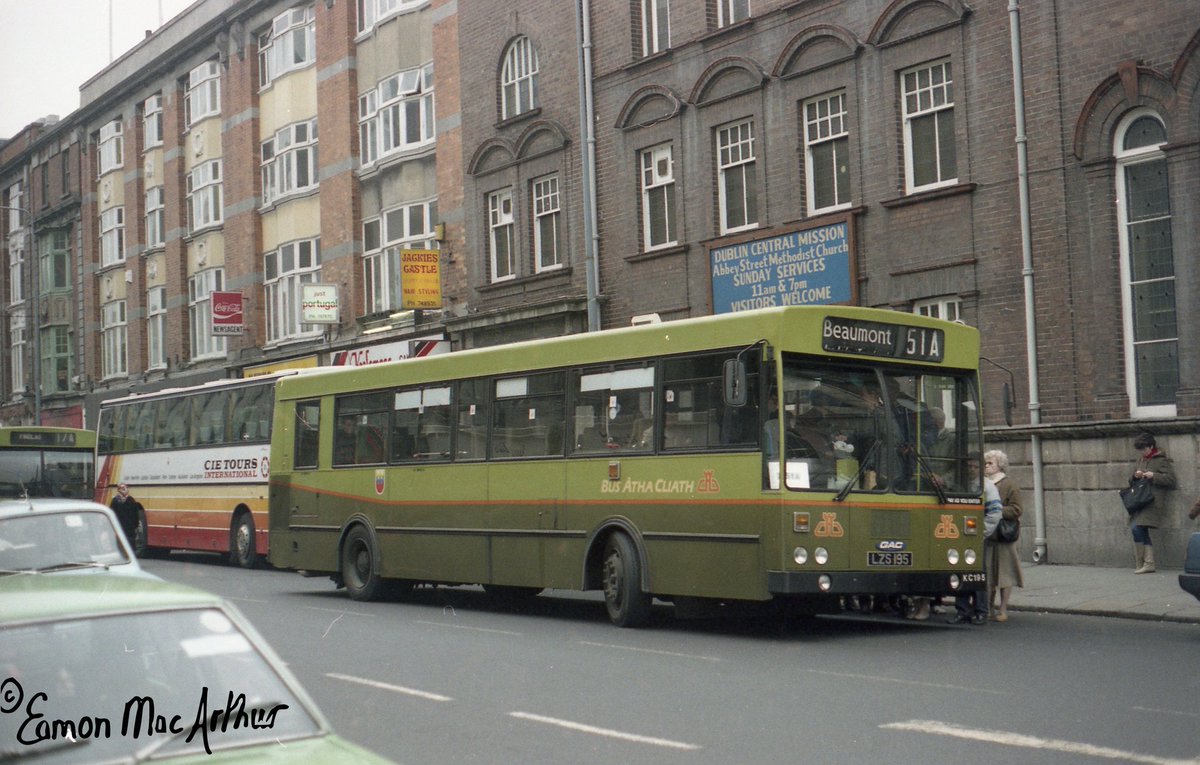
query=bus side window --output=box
[455,379,488,461]
[293,401,320,469]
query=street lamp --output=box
[1,188,43,424]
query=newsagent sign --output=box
[709,221,852,314]
[211,291,244,335]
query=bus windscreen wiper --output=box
[834,439,880,503]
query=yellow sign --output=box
[243,355,319,377]
[401,249,442,309]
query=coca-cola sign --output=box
[211,291,244,335]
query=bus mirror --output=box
[723,358,748,408]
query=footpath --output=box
[1008,563,1200,624]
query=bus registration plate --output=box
[868,551,912,566]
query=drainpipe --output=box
[1009,0,1047,563]
[575,0,601,331]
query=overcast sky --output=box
[1,0,195,139]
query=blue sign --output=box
[710,222,852,314]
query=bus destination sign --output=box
[11,430,77,447]
[822,316,944,363]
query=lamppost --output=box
[1,186,43,424]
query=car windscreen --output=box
[0,511,131,574]
[0,606,322,761]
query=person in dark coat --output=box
[109,483,140,549]
[1128,433,1176,574]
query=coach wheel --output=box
[341,525,383,602]
[602,533,652,628]
[231,512,258,569]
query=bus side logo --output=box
[698,470,720,493]
[375,469,385,495]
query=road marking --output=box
[326,672,452,702]
[882,719,1200,765]
[415,619,523,636]
[301,604,376,617]
[1133,706,1200,719]
[803,669,1004,695]
[578,640,721,662]
[509,711,701,751]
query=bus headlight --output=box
[964,549,977,565]
[947,549,960,565]
[793,547,808,565]
[814,547,829,565]
[818,575,832,592]
[949,574,961,590]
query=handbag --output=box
[1119,477,1155,515]
[995,517,1020,543]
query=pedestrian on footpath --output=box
[948,476,1002,625]
[1128,433,1176,574]
[983,449,1023,621]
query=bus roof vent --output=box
[631,313,661,326]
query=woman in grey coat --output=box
[1128,433,1176,574]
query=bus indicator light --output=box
[793,512,810,532]
[964,517,978,535]
[608,462,620,481]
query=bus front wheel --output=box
[341,526,383,601]
[602,533,652,628]
[230,512,258,569]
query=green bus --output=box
[0,426,97,500]
[268,307,985,627]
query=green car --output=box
[0,576,396,763]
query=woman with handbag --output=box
[1128,433,1177,574]
[983,449,1024,621]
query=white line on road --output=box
[415,619,523,636]
[882,719,1200,765]
[578,640,721,662]
[509,711,701,751]
[326,672,452,702]
[802,668,1005,695]
[1132,705,1200,719]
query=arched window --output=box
[1114,110,1177,416]
[501,36,539,120]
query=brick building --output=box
[1,0,1198,566]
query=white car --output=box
[0,498,150,577]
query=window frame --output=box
[488,188,516,283]
[99,206,125,267]
[261,120,319,207]
[803,91,851,215]
[258,5,316,89]
[363,199,438,314]
[532,174,561,273]
[640,143,677,251]
[500,36,539,120]
[98,120,124,176]
[145,186,165,249]
[101,300,128,380]
[186,160,223,233]
[901,59,957,194]
[185,61,221,128]
[264,238,322,344]
[641,0,670,57]
[143,95,163,149]
[1114,109,1177,417]
[147,285,167,371]
[716,0,750,27]
[189,267,228,361]
[717,120,758,235]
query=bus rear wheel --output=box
[341,526,383,601]
[230,512,258,569]
[602,533,652,628]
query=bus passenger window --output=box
[293,401,320,469]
